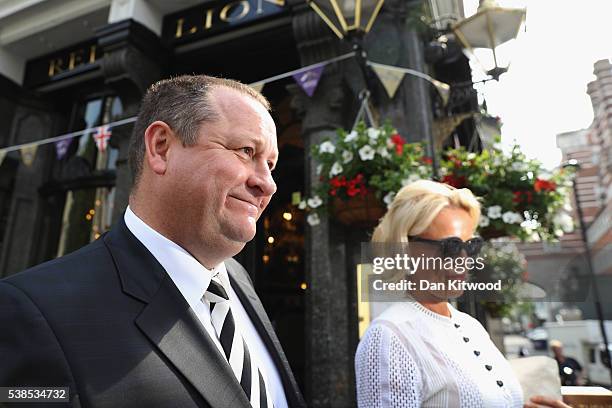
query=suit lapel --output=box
[135,275,251,408]
[104,217,251,408]
[225,260,306,408]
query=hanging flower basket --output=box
[297,121,432,227]
[332,192,387,227]
[439,142,577,242]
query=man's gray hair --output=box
[128,75,270,185]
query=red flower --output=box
[534,179,556,192]
[422,156,433,165]
[390,134,405,155]
[330,188,337,196]
[513,191,534,204]
[441,174,466,188]
[329,176,347,188]
[346,174,367,197]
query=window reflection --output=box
[56,95,122,257]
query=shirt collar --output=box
[124,206,230,308]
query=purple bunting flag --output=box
[54,137,73,160]
[293,65,324,97]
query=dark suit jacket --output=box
[0,216,306,408]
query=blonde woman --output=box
[355,180,570,408]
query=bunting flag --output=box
[367,61,451,104]
[432,79,451,106]
[371,64,405,99]
[93,125,112,153]
[432,112,475,150]
[54,137,73,160]
[0,54,454,167]
[293,65,324,97]
[20,144,38,167]
[250,82,264,93]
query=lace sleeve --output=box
[355,323,423,408]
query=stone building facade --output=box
[517,59,612,320]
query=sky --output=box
[461,0,612,169]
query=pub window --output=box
[55,95,122,257]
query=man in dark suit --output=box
[0,75,305,408]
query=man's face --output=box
[164,87,278,262]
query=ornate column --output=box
[95,20,163,222]
[291,1,435,405]
[364,0,433,143]
[291,4,360,406]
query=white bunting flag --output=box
[20,144,38,167]
[371,64,405,99]
[432,79,451,106]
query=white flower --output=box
[383,191,396,208]
[493,156,503,166]
[467,152,477,160]
[377,147,390,159]
[307,195,322,208]
[479,216,490,227]
[307,213,320,226]
[342,150,353,164]
[316,164,323,175]
[553,212,574,233]
[401,174,421,186]
[520,219,539,233]
[367,128,381,140]
[439,167,448,176]
[417,165,427,174]
[511,161,528,172]
[529,232,541,242]
[502,211,523,224]
[345,131,358,143]
[298,200,307,210]
[359,145,376,161]
[329,162,343,177]
[554,228,564,238]
[487,205,502,219]
[319,141,335,154]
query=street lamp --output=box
[306,0,385,39]
[562,159,612,385]
[452,0,526,80]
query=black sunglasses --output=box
[408,236,484,258]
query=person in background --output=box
[355,180,572,408]
[550,340,584,386]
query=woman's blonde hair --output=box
[372,180,481,243]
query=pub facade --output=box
[0,0,477,405]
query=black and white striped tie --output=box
[203,276,273,408]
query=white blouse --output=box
[355,301,524,408]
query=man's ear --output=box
[143,121,174,175]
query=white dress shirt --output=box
[355,301,524,407]
[124,207,288,408]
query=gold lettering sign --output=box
[47,44,98,78]
[220,1,250,23]
[172,0,285,39]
